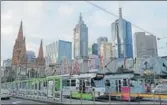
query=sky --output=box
[1,1,167,65]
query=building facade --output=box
[46,42,57,64]
[97,37,108,55]
[100,42,113,60]
[134,32,158,58]
[73,13,88,59]
[46,40,72,64]
[3,59,12,67]
[11,21,45,80]
[57,40,72,63]
[111,8,133,59]
[92,43,98,55]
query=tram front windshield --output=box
[91,74,104,87]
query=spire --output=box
[119,7,122,18]
[79,12,83,23]
[17,21,24,41]
[38,39,44,58]
[19,36,27,64]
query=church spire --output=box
[17,21,24,41]
[19,36,27,64]
[36,39,45,66]
[38,39,44,58]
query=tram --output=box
[104,71,146,100]
[62,72,105,100]
[2,72,105,100]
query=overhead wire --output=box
[85,0,155,35]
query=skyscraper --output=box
[97,37,108,55]
[92,43,98,55]
[73,13,88,59]
[134,32,158,58]
[111,8,133,59]
[46,40,72,64]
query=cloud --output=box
[57,5,74,16]
[26,42,39,56]
[1,1,167,61]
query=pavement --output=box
[1,97,45,104]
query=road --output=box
[1,97,45,104]
[1,97,167,104]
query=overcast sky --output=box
[1,1,167,64]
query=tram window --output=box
[123,79,128,86]
[105,80,110,86]
[43,81,48,87]
[67,80,70,86]
[86,81,90,86]
[39,82,41,90]
[35,83,37,89]
[71,80,76,86]
[91,79,96,87]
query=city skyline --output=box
[1,1,167,64]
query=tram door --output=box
[48,81,54,97]
[79,79,86,93]
[115,80,122,93]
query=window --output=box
[71,80,76,86]
[35,83,37,89]
[105,80,110,86]
[86,80,90,86]
[123,79,128,86]
[91,79,95,87]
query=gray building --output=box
[111,8,133,58]
[46,40,72,64]
[74,13,88,59]
[3,59,12,67]
[92,43,98,55]
[134,32,158,58]
[97,37,108,55]
[46,42,57,64]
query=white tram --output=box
[104,71,146,100]
[62,72,106,100]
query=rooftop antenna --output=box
[118,1,122,18]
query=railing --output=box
[8,88,167,104]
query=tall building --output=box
[134,32,158,58]
[46,40,72,64]
[111,8,133,58]
[88,45,92,56]
[100,42,113,60]
[92,43,98,55]
[97,37,108,55]
[46,42,57,64]
[73,13,88,59]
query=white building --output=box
[97,37,108,55]
[100,42,113,60]
[134,32,158,58]
[73,13,88,59]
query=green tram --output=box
[2,72,105,100]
